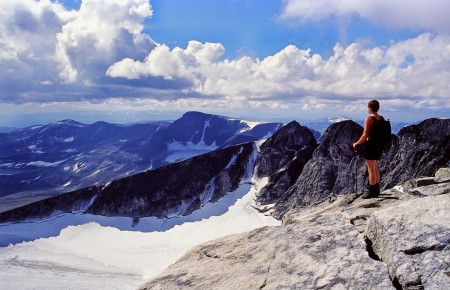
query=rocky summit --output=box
[139,173,450,290]
[267,118,449,219]
[255,121,318,205]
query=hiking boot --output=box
[374,183,380,196]
[361,184,379,199]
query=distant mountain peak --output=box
[316,116,350,123]
[53,119,85,126]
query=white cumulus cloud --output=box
[0,0,449,123]
[107,33,450,112]
[0,0,156,103]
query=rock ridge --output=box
[263,118,449,219]
[0,142,256,222]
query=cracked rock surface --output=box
[138,214,393,290]
[139,175,449,290]
[365,194,450,289]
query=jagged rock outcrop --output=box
[0,143,256,222]
[139,172,450,290]
[381,118,450,189]
[271,120,363,218]
[255,121,317,205]
[270,118,449,219]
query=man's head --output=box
[368,100,380,113]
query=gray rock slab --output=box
[139,214,393,290]
[364,194,450,289]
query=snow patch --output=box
[165,141,219,163]
[61,137,74,142]
[27,160,64,167]
[238,120,263,133]
[73,162,85,173]
[199,177,216,205]
[28,145,44,154]
[329,117,349,123]
[29,126,43,130]
[224,147,243,170]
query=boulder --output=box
[365,194,450,289]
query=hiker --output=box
[352,100,384,198]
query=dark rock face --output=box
[255,121,317,205]
[381,118,450,189]
[87,143,255,218]
[0,142,255,222]
[271,118,450,219]
[0,186,99,223]
[272,120,363,218]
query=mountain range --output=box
[1,115,447,224]
[0,111,282,211]
[0,112,410,213]
[0,111,448,289]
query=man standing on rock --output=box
[352,100,385,198]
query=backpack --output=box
[370,116,392,151]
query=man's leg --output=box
[366,160,377,185]
[362,160,379,198]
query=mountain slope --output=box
[0,112,282,212]
[0,142,256,223]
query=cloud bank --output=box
[107,34,450,111]
[280,0,450,33]
[0,0,449,124]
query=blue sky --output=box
[0,0,449,127]
[147,0,420,59]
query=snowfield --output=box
[0,177,279,290]
[165,141,219,163]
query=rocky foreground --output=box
[139,170,450,290]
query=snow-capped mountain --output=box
[0,112,282,211]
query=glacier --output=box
[0,176,279,290]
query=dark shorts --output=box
[363,140,382,160]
